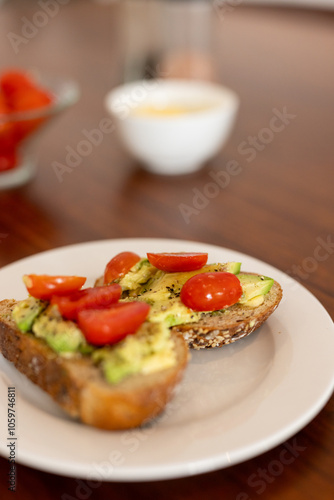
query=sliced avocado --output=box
[77,343,95,355]
[137,263,237,300]
[120,261,242,327]
[242,295,265,308]
[12,297,48,332]
[119,258,161,295]
[147,299,201,326]
[93,322,176,384]
[221,261,241,274]
[32,305,87,355]
[238,273,274,304]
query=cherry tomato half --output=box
[147,252,208,272]
[180,272,242,311]
[103,251,141,284]
[23,275,86,301]
[77,301,150,346]
[50,283,122,320]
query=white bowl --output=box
[105,79,239,175]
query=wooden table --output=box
[0,1,333,498]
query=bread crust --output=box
[173,280,283,349]
[0,299,189,430]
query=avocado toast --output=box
[104,256,283,350]
[0,285,189,430]
[0,250,282,430]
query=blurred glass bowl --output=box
[0,72,79,189]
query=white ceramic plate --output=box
[0,238,333,481]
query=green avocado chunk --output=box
[12,297,48,332]
[223,261,241,274]
[120,258,161,296]
[237,273,274,303]
[92,321,176,384]
[32,305,87,355]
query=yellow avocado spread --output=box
[12,297,177,385]
[118,259,274,326]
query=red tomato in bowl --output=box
[180,272,242,311]
[0,150,17,171]
[0,70,52,112]
[51,283,122,320]
[0,92,10,117]
[78,301,150,346]
[12,86,53,142]
[0,93,17,169]
[11,86,52,113]
[103,251,141,284]
[0,70,35,100]
[147,252,208,272]
[0,69,55,170]
[23,275,86,300]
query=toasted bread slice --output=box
[173,279,282,349]
[0,299,189,430]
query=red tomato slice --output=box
[104,251,141,284]
[147,252,208,272]
[23,275,86,300]
[78,301,150,346]
[50,283,122,320]
[180,272,242,311]
[0,70,35,103]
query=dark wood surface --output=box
[0,1,333,498]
